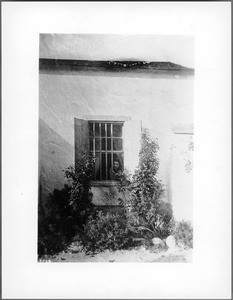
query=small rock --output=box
[140,246,147,252]
[152,237,163,246]
[151,238,165,252]
[166,235,176,249]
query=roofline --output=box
[39,58,194,75]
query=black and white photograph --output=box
[38,34,194,262]
[2,2,231,299]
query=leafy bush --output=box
[38,131,175,257]
[173,220,193,249]
[38,185,76,256]
[38,153,95,257]
[132,128,163,200]
[118,128,174,241]
[82,211,134,254]
[64,153,95,226]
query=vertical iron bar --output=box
[111,123,113,178]
[93,122,95,180]
[105,123,107,180]
[99,123,102,180]
[121,123,124,170]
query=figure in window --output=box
[109,159,123,180]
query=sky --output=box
[40,34,194,68]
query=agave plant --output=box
[137,214,174,239]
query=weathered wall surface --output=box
[171,134,193,222]
[39,69,194,221]
[39,118,74,201]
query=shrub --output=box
[38,153,95,257]
[82,211,134,254]
[173,220,193,249]
[38,185,76,256]
[38,131,175,256]
[64,153,95,225]
[118,128,174,241]
[132,128,162,200]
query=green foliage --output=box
[136,213,175,240]
[64,153,95,225]
[185,137,194,173]
[82,211,134,254]
[64,153,94,205]
[38,185,76,256]
[118,128,173,240]
[38,153,95,257]
[189,139,194,151]
[173,220,193,249]
[38,131,176,257]
[133,128,161,199]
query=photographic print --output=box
[3,2,231,298]
[38,34,194,262]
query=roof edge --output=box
[39,58,194,75]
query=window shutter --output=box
[123,120,142,175]
[74,118,89,165]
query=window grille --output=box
[89,121,124,180]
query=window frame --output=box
[89,120,124,182]
[83,115,131,186]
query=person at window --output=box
[109,160,123,180]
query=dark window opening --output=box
[89,121,124,180]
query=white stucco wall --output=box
[39,69,194,221]
[171,134,193,222]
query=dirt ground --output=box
[39,242,192,263]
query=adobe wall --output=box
[39,69,194,221]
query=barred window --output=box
[89,121,124,180]
[75,116,141,184]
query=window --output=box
[89,121,124,180]
[74,116,142,185]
